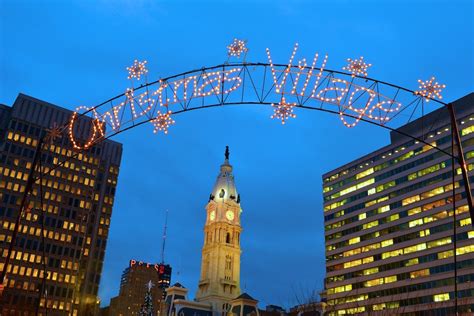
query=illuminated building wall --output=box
[0,94,122,315]
[323,93,474,315]
[107,260,172,315]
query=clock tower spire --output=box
[196,146,242,313]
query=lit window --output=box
[363,221,378,229]
[344,259,361,269]
[382,249,403,259]
[323,186,332,193]
[403,195,420,206]
[356,168,374,179]
[433,293,450,302]
[372,303,386,311]
[344,248,361,257]
[363,267,378,275]
[405,258,418,266]
[427,237,451,248]
[409,219,423,228]
[419,229,430,237]
[410,269,429,278]
[387,213,398,222]
[438,250,453,259]
[460,218,472,226]
[357,178,375,190]
[457,245,474,255]
[461,125,474,136]
[421,186,444,199]
[365,199,377,207]
[365,278,383,287]
[404,243,426,254]
[362,256,374,264]
[340,186,357,196]
[349,237,360,245]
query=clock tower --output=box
[196,146,242,313]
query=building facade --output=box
[323,93,474,314]
[0,94,122,315]
[108,260,172,315]
[195,146,242,313]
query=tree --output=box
[139,281,155,316]
[290,283,325,316]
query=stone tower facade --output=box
[196,146,242,313]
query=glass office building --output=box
[0,94,122,315]
[323,93,474,315]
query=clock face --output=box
[226,211,234,221]
[210,211,216,221]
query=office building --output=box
[322,93,474,315]
[107,260,172,315]
[0,94,122,315]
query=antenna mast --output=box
[161,209,168,264]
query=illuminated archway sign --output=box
[67,40,446,149]
[65,39,471,222]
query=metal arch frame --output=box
[88,62,427,108]
[0,62,470,315]
[71,62,461,171]
[71,62,472,220]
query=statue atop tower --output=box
[196,146,242,313]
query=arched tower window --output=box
[226,233,231,244]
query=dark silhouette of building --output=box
[265,305,286,313]
[0,94,122,315]
[287,302,325,316]
[106,260,172,316]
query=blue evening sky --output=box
[1,0,473,308]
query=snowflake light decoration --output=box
[415,77,446,102]
[227,38,248,58]
[146,280,154,291]
[270,96,297,125]
[127,60,148,80]
[45,122,62,144]
[343,56,372,77]
[151,111,175,134]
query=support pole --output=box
[0,137,43,287]
[451,126,458,315]
[446,102,474,223]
